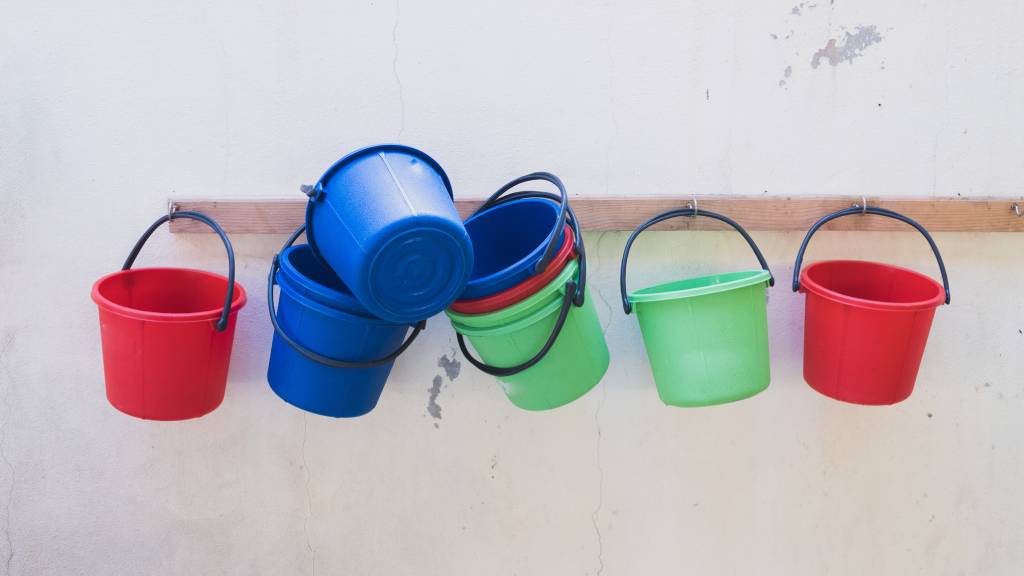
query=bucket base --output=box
[804,379,913,406]
[107,398,223,421]
[267,333,396,419]
[658,380,769,408]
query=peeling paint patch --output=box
[427,375,443,426]
[811,25,883,68]
[437,354,461,381]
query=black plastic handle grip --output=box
[122,211,236,332]
[476,172,569,275]
[267,225,425,368]
[619,207,774,314]
[792,206,950,305]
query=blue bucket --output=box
[460,198,567,300]
[305,144,473,324]
[267,233,423,418]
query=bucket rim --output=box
[314,143,454,195]
[628,269,771,304]
[91,267,247,323]
[446,258,578,327]
[461,198,565,296]
[276,268,408,327]
[450,223,575,314]
[278,244,372,318]
[451,292,566,337]
[799,259,946,311]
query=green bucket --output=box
[620,208,774,407]
[448,257,609,411]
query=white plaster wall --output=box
[2,1,1023,574]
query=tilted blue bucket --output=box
[460,197,566,300]
[267,239,422,417]
[305,144,473,324]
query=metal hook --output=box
[1013,203,1022,218]
[856,195,868,214]
[688,193,699,217]
[167,200,177,220]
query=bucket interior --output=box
[96,268,241,315]
[464,200,560,279]
[803,260,943,306]
[278,244,376,318]
[285,245,349,292]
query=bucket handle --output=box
[619,208,775,314]
[267,225,426,368]
[456,280,578,377]
[122,211,236,332]
[792,206,951,305]
[476,172,569,276]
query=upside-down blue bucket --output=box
[267,241,416,418]
[305,144,474,324]
[460,198,566,300]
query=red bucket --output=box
[91,212,247,420]
[793,206,950,405]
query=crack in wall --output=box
[300,415,316,575]
[588,232,615,337]
[391,0,405,140]
[590,384,606,576]
[0,333,16,575]
[604,6,618,196]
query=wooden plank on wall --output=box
[168,197,1024,233]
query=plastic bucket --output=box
[620,208,774,407]
[91,212,247,421]
[267,227,423,417]
[305,144,473,324]
[451,274,608,411]
[793,206,950,405]
[459,173,569,300]
[450,184,607,411]
[450,223,575,315]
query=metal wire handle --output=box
[792,205,951,305]
[267,225,426,368]
[122,210,236,332]
[619,207,774,314]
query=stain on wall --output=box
[427,375,443,427]
[438,354,461,381]
[779,65,793,88]
[811,25,884,68]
